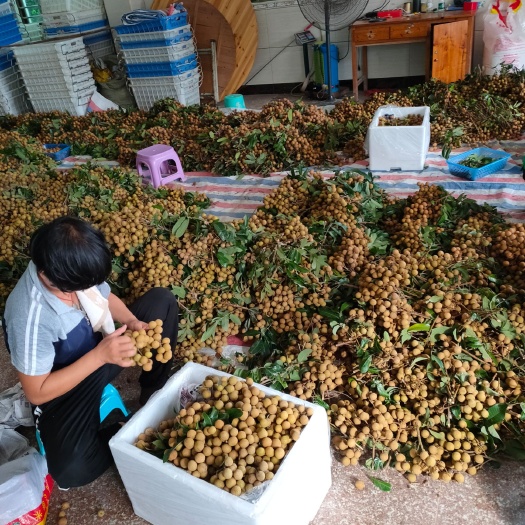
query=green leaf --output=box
[152,439,167,450]
[226,408,243,420]
[172,216,189,238]
[430,326,448,343]
[213,221,237,243]
[360,354,372,374]
[429,430,445,440]
[429,296,443,303]
[485,403,508,427]
[201,322,218,342]
[400,329,412,344]
[297,348,312,363]
[288,108,293,122]
[367,475,391,492]
[407,323,431,332]
[171,286,186,299]
[230,314,241,325]
[202,412,212,427]
[451,406,461,419]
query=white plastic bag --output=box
[483,0,525,73]
[0,383,34,429]
[0,430,48,524]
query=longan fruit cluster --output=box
[126,320,172,371]
[378,114,424,126]
[135,375,312,496]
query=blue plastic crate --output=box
[126,55,197,78]
[0,24,22,46]
[115,11,188,34]
[120,30,192,49]
[0,51,15,72]
[446,147,512,181]
[44,18,107,35]
[43,144,71,161]
[83,28,111,45]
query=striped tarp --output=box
[59,140,525,223]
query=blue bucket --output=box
[224,94,246,109]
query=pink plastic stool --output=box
[136,144,186,188]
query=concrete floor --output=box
[2,342,525,525]
[2,92,525,525]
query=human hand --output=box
[125,319,149,332]
[93,325,136,367]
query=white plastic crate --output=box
[109,362,332,525]
[29,89,93,115]
[117,24,192,45]
[40,0,103,14]
[121,41,195,64]
[26,76,94,96]
[366,105,431,171]
[18,62,91,83]
[16,49,87,66]
[17,54,89,72]
[42,7,106,27]
[130,72,201,109]
[12,36,86,58]
[0,91,30,115]
[83,29,115,59]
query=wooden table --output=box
[350,11,476,100]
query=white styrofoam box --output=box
[366,105,431,171]
[121,41,196,64]
[17,55,90,74]
[109,362,332,525]
[40,0,103,14]
[14,48,87,65]
[0,1,11,16]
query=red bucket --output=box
[463,1,478,10]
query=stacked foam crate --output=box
[0,0,24,46]
[40,0,108,39]
[0,49,31,115]
[13,37,96,116]
[115,6,200,110]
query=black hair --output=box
[30,216,112,292]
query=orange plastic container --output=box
[463,1,478,10]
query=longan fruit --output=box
[355,480,365,490]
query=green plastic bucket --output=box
[224,94,246,109]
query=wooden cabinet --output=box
[350,12,475,100]
[432,19,469,84]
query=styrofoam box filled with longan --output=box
[109,362,332,525]
[365,105,431,171]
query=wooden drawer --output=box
[390,22,429,39]
[353,26,390,43]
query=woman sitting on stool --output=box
[2,216,179,488]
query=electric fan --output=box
[297,0,370,101]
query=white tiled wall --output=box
[246,0,488,86]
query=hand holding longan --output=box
[126,319,173,372]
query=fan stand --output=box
[324,0,336,104]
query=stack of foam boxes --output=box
[0,0,24,46]
[13,36,97,116]
[40,0,108,39]
[0,49,31,115]
[114,5,200,110]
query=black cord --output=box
[338,29,350,61]
[245,37,297,85]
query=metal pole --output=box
[324,0,335,102]
[211,40,219,104]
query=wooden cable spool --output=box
[151,0,258,101]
